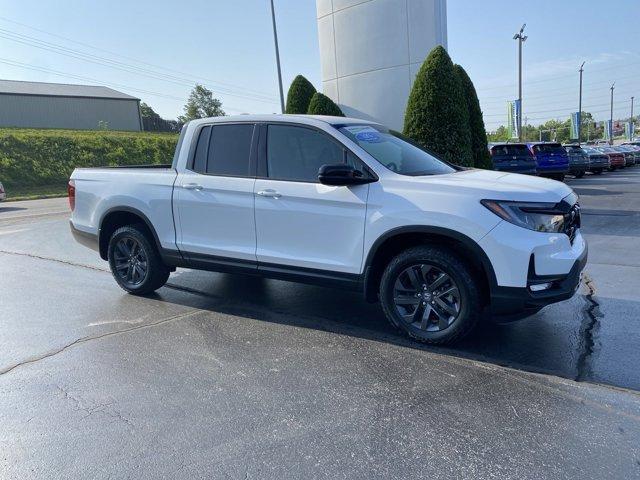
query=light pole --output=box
[270,0,285,114]
[578,61,585,143]
[630,96,635,141]
[513,24,527,141]
[609,82,615,145]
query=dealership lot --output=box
[1,169,640,478]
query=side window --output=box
[192,126,211,173]
[267,125,344,182]
[206,124,254,177]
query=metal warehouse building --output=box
[0,79,142,131]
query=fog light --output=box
[529,282,553,292]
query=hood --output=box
[395,169,574,203]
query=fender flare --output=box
[363,226,498,300]
[98,206,165,260]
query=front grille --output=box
[564,203,581,244]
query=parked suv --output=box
[69,115,587,345]
[595,146,625,170]
[488,143,537,175]
[581,146,610,174]
[527,142,570,180]
[563,144,589,178]
[616,145,639,166]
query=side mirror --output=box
[318,164,375,186]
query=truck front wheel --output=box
[107,225,170,295]
[379,245,482,345]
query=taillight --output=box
[68,180,76,211]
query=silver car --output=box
[0,182,5,201]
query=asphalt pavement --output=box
[1,170,640,479]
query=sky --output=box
[0,0,638,130]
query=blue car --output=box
[488,143,537,175]
[526,142,569,181]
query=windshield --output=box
[337,125,455,176]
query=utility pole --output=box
[609,82,615,145]
[578,61,585,143]
[513,24,527,142]
[270,0,285,114]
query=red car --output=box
[595,146,625,170]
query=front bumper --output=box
[490,243,588,319]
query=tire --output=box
[575,172,585,178]
[107,224,170,295]
[379,245,483,345]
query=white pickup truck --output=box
[70,114,587,344]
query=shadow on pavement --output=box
[0,206,28,213]
[147,268,605,387]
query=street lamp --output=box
[578,61,585,143]
[270,0,285,114]
[609,82,615,145]
[513,24,527,141]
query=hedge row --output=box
[0,128,179,190]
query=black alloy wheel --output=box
[392,264,461,332]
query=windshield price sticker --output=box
[343,126,383,143]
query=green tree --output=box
[178,84,224,123]
[140,102,161,120]
[307,92,344,116]
[285,75,317,114]
[403,46,473,166]
[454,64,492,169]
[487,125,509,142]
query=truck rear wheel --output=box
[379,245,482,345]
[107,225,170,295]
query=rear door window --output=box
[206,124,255,177]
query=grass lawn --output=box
[3,184,68,202]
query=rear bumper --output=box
[70,220,99,252]
[490,243,588,320]
[495,166,537,175]
[569,164,588,174]
[536,165,569,174]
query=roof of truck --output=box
[187,114,380,128]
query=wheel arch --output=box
[363,226,497,303]
[98,207,163,260]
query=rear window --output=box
[490,145,530,156]
[564,146,585,154]
[533,144,565,155]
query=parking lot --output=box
[1,168,640,478]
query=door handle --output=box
[256,189,281,199]
[182,183,203,191]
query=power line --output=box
[0,57,249,114]
[478,74,639,103]
[474,57,640,92]
[0,26,280,105]
[482,99,632,118]
[0,15,279,100]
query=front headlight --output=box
[481,200,565,233]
